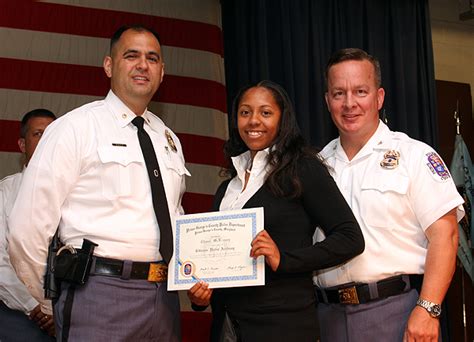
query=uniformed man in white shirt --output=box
[8,25,189,341]
[313,48,464,342]
[0,109,56,340]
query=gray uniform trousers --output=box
[53,275,181,342]
[0,301,55,342]
[317,289,440,342]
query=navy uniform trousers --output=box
[317,289,442,342]
[54,275,181,341]
[0,301,54,342]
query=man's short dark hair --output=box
[325,48,382,88]
[110,24,161,54]
[20,109,56,138]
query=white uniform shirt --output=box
[8,91,190,313]
[0,171,38,314]
[219,149,271,211]
[314,121,464,288]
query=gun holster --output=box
[44,231,62,300]
[53,239,98,285]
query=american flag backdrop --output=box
[0,0,228,215]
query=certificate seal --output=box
[180,261,195,277]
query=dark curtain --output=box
[220,0,438,149]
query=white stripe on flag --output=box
[0,153,23,179]
[0,27,225,83]
[0,89,227,140]
[185,163,224,196]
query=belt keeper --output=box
[368,282,379,300]
[90,257,97,274]
[121,260,133,280]
[402,274,410,291]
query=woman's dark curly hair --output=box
[223,80,319,198]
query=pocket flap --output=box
[361,174,409,194]
[162,153,191,176]
[97,146,141,167]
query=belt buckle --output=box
[147,263,168,282]
[338,286,359,304]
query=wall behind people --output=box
[0,0,227,214]
[430,0,474,115]
[221,0,438,149]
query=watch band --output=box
[416,298,442,318]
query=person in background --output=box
[189,80,364,342]
[8,25,189,341]
[0,108,56,340]
[314,48,464,342]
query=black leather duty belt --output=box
[90,256,168,282]
[316,274,423,305]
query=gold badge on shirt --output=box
[380,150,400,169]
[165,130,178,153]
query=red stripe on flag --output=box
[0,58,227,113]
[157,76,227,115]
[0,0,224,56]
[178,133,225,168]
[182,192,215,214]
[0,120,20,152]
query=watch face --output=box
[430,304,442,317]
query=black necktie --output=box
[132,116,173,264]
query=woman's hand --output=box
[187,281,213,307]
[250,230,280,271]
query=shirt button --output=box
[122,113,127,119]
[154,169,159,177]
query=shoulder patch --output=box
[425,152,451,181]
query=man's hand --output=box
[250,230,280,271]
[28,304,45,323]
[29,305,55,336]
[39,314,55,336]
[403,306,439,342]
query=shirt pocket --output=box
[162,151,191,177]
[360,173,409,228]
[97,145,142,200]
[160,150,191,208]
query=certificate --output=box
[167,207,265,290]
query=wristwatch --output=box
[416,298,442,318]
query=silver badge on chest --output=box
[380,150,400,169]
